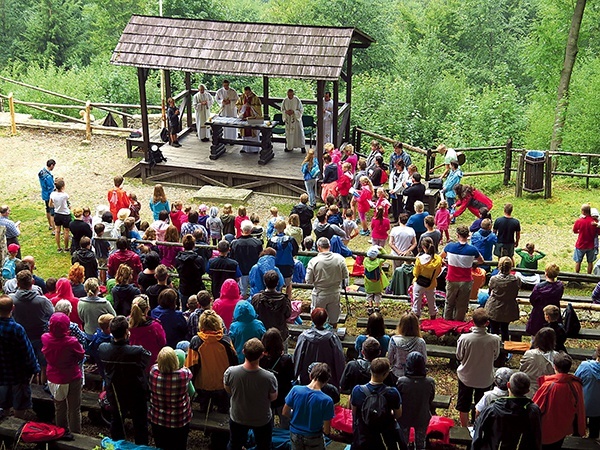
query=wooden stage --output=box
[124,128,308,197]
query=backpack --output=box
[149,145,167,168]
[360,385,392,430]
[379,169,388,185]
[17,421,66,443]
[562,303,581,337]
[160,127,169,142]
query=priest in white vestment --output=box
[323,91,334,145]
[281,89,305,153]
[215,80,238,140]
[193,84,214,141]
[236,87,263,154]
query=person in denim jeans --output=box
[283,363,334,450]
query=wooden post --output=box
[425,149,432,181]
[164,70,172,100]
[137,67,151,162]
[122,111,128,129]
[332,81,339,147]
[355,128,362,155]
[515,150,526,197]
[545,152,553,199]
[263,76,269,119]
[316,80,326,164]
[503,138,513,185]
[185,72,192,128]
[344,47,353,143]
[8,92,16,135]
[83,100,92,143]
[586,155,591,189]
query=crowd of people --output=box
[0,144,599,450]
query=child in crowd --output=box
[235,206,249,238]
[420,215,442,253]
[285,214,303,247]
[321,153,338,203]
[183,295,199,321]
[46,277,58,299]
[342,209,359,245]
[170,201,187,233]
[407,201,429,246]
[229,300,266,363]
[515,243,546,269]
[149,184,170,221]
[371,206,390,248]
[471,218,497,272]
[141,228,159,254]
[2,244,20,279]
[92,223,110,284]
[542,305,567,352]
[374,187,391,217]
[159,225,180,267]
[250,213,264,241]
[327,204,343,226]
[364,245,388,314]
[107,175,128,220]
[325,195,336,208]
[469,207,491,233]
[220,204,235,236]
[82,207,93,228]
[266,207,283,240]
[198,204,209,228]
[206,206,223,245]
[139,220,150,232]
[128,193,141,228]
[338,162,353,210]
[87,313,114,378]
[298,237,315,268]
[355,176,374,236]
[435,200,451,244]
[151,210,170,242]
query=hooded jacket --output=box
[174,250,206,299]
[251,290,291,340]
[294,327,345,387]
[412,253,442,290]
[526,280,564,336]
[229,301,266,363]
[71,248,98,280]
[485,273,521,323]
[150,306,186,348]
[248,256,284,296]
[471,229,498,263]
[388,335,428,378]
[77,295,116,335]
[519,349,558,397]
[472,396,542,450]
[396,352,435,428]
[290,202,314,237]
[212,279,242,330]
[10,288,54,341]
[185,329,237,391]
[574,359,600,417]
[52,278,82,328]
[98,338,151,393]
[42,313,84,384]
[231,235,263,275]
[306,251,349,297]
[129,318,167,372]
[533,373,586,445]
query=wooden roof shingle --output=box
[111,15,373,81]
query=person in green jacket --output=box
[515,243,546,269]
[364,246,389,314]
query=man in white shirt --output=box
[389,213,416,270]
[193,84,213,142]
[215,80,238,140]
[281,89,305,153]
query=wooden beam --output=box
[137,67,151,161]
[186,172,228,188]
[333,81,339,148]
[316,80,326,161]
[147,171,177,182]
[503,138,513,185]
[263,76,270,119]
[185,72,193,128]
[276,181,306,195]
[344,47,353,142]
[234,179,274,190]
[164,70,172,100]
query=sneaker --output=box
[359,229,368,236]
[57,248,63,253]
[301,148,306,154]
[367,307,374,315]
[284,148,292,152]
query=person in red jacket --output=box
[533,352,586,450]
[107,237,143,281]
[107,176,129,222]
[572,203,600,274]
[451,184,493,220]
[337,162,353,210]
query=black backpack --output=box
[360,385,392,431]
[562,303,581,337]
[149,145,168,168]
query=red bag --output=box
[351,256,365,277]
[426,415,454,444]
[18,421,66,443]
[330,405,353,434]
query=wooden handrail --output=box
[355,127,428,156]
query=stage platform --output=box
[124,128,308,197]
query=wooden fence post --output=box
[515,150,525,197]
[8,92,16,135]
[503,138,513,185]
[425,148,432,181]
[83,100,92,143]
[545,152,552,199]
[355,128,361,154]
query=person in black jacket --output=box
[175,234,206,302]
[98,316,151,445]
[231,221,263,299]
[290,194,315,238]
[69,207,92,254]
[340,337,397,394]
[167,97,181,147]
[251,270,291,341]
[472,371,542,450]
[70,236,98,280]
[403,172,426,216]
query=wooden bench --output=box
[449,425,600,449]
[0,416,100,450]
[299,313,347,324]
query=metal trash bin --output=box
[524,150,545,193]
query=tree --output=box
[549,0,587,152]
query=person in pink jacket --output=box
[356,176,374,236]
[129,296,167,372]
[41,312,85,433]
[212,279,243,330]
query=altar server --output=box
[193,84,214,142]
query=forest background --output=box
[1,0,599,163]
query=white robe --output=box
[281,96,305,150]
[193,91,214,140]
[215,87,238,140]
[323,98,334,145]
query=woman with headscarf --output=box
[193,84,214,142]
[52,278,83,329]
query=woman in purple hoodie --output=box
[526,263,564,336]
[41,312,85,433]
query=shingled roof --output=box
[111,15,374,81]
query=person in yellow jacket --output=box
[412,237,443,319]
[364,246,389,314]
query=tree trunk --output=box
[550,0,587,152]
